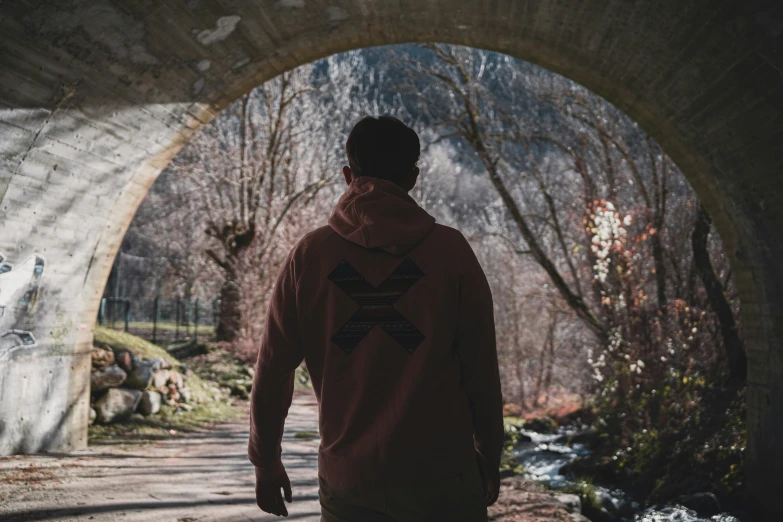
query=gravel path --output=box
[1,390,575,522]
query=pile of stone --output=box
[220,366,254,400]
[89,342,194,424]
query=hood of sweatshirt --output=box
[328,176,436,256]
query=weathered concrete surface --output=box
[0,0,781,518]
[0,393,323,522]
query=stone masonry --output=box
[0,1,781,519]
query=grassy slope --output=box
[124,321,215,333]
[89,327,241,444]
[94,326,179,363]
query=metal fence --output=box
[97,297,220,344]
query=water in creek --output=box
[512,428,744,522]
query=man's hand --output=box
[255,466,293,517]
[475,451,500,506]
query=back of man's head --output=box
[345,116,420,185]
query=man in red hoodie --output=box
[249,115,503,521]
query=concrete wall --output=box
[0,0,781,517]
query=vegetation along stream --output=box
[509,422,746,522]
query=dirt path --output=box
[1,391,576,522]
[0,392,322,522]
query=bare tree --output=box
[397,44,604,338]
[691,205,746,382]
[169,70,332,341]
[398,43,745,405]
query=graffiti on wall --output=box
[0,252,45,361]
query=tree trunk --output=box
[533,340,547,407]
[541,314,558,406]
[476,144,605,341]
[515,361,527,411]
[533,312,557,407]
[691,205,746,382]
[650,223,668,316]
[216,269,242,342]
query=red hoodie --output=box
[248,176,504,490]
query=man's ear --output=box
[401,167,420,192]
[342,166,353,186]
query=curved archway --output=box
[1,1,781,517]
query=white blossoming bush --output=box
[583,200,716,394]
[577,199,745,508]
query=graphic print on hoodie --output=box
[328,257,425,354]
[248,176,504,490]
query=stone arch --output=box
[0,1,781,517]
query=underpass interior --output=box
[1,1,782,519]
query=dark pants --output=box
[318,462,488,522]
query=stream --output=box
[512,427,746,522]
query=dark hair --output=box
[345,115,420,184]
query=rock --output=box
[138,390,162,416]
[89,407,97,424]
[91,345,115,370]
[152,369,171,390]
[561,457,618,484]
[114,350,133,373]
[179,386,192,403]
[554,429,601,448]
[505,423,533,444]
[554,493,582,514]
[524,416,558,434]
[91,364,127,391]
[244,366,255,378]
[517,433,533,443]
[94,388,142,424]
[569,429,601,447]
[569,514,591,522]
[228,381,249,400]
[168,371,185,390]
[617,498,636,517]
[676,492,721,516]
[556,407,597,429]
[167,383,181,404]
[167,341,208,359]
[147,357,165,371]
[125,357,156,390]
[595,490,619,517]
[580,490,621,522]
[180,364,192,377]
